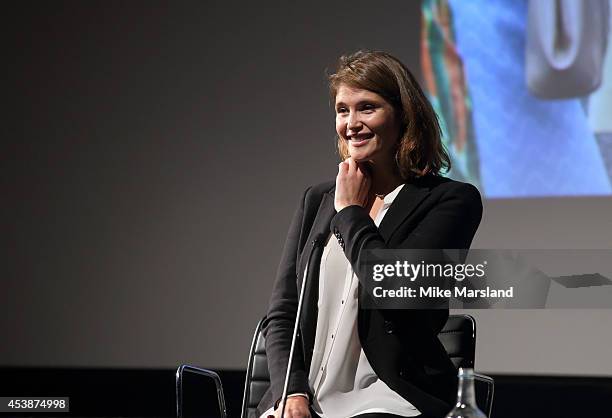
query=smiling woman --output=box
[257,51,482,418]
[330,51,451,183]
[334,85,400,166]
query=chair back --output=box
[241,314,478,418]
[438,314,476,369]
[242,318,269,418]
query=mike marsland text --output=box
[372,286,515,298]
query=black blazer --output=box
[256,175,482,418]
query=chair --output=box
[176,314,494,418]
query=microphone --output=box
[279,234,325,418]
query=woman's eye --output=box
[361,104,375,112]
[336,107,348,114]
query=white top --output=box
[261,184,419,418]
[308,184,420,418]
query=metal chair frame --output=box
[177,314,494,418]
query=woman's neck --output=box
[369,164,404,197]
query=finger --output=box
[338,161,349,172]
[346,157,357,174]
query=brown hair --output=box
[329,50,450,179]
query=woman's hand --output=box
[334,157,371,212]
[272,396,311,418]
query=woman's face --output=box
[335,84,402,164]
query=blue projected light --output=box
[422,0,612,198]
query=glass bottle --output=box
[444,367,487,418]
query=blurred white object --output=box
[526,0,610,99]
[588,1,612,133]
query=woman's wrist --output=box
[274,392,310,409]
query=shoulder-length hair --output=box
[328,50,450,179]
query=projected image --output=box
[421,0,612,198]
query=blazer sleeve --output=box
[330,182,483,309]
[261,187,313,407]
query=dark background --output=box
[4,0,421,370]
[3,1,612,417]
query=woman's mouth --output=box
[349,135,373,147]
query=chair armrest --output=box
[176,365,227,418]
[473,372,494,418]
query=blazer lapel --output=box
[378,182,430,244]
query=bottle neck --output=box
[456,371,477,406]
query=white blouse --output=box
[307,184,420,418]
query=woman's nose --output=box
[347,112,363,131]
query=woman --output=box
[256,51,482,418]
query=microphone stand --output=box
[279,236,323,418]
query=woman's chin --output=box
[348,150,370,161]
[348,152,375,163]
